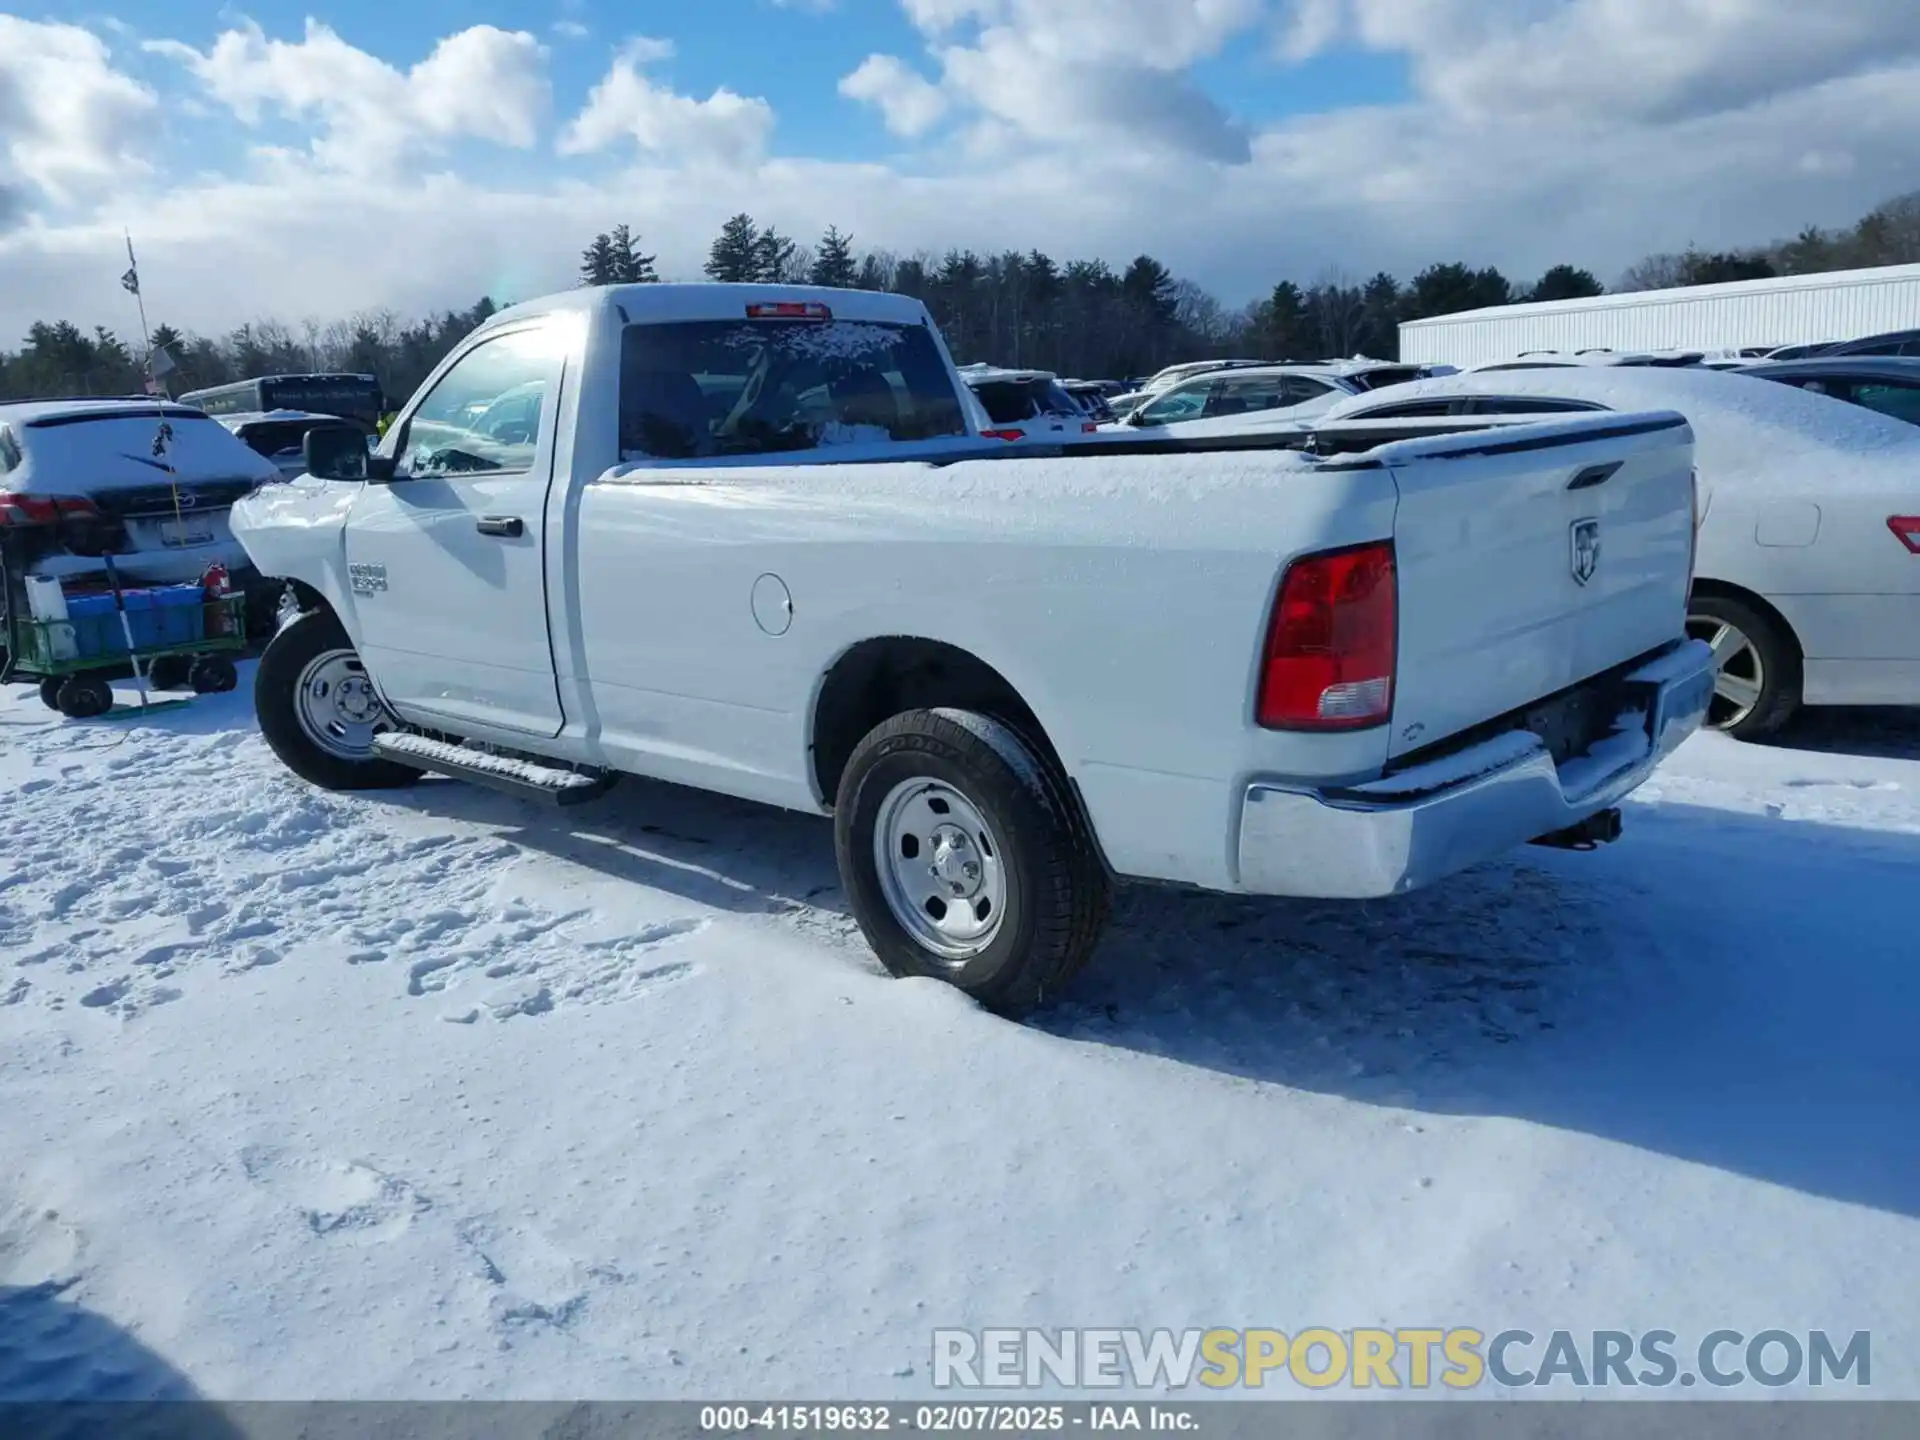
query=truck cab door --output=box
[343,319,571,738]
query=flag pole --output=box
[124,231,155,361]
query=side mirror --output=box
[305,425,393,482]
[1125,411,1147,427]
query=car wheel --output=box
[254,610,421,791]
[54,674,115,720]
[146,655,193,691]
[1686,594,1801,740]
[189,655,239,694]
[834,708,1109,1017]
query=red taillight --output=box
[980,428,1025,442]
[1081,421,1098,433]
[1889,516,1920,554]
[1256,541,1397,731]
[746,301,832,321]
[0,492,95,526]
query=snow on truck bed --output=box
[2,675,1918,1401]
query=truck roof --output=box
[486,282,935,332]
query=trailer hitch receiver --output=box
[1529,807,1623,852]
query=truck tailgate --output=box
[1379,413,1695,760]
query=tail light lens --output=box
[1081,421,1098,433]
[0,492,97,527]
[1257,541,1397,731]
[980,428,1025,442]
[1889,516,1920,554]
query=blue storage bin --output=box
[62,586,207,657]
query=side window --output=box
[1463,397,1600,414]
[1206,377,1287,416]
[0,426,19,475]
[1354,399,1458,419]
[1848,382,1920,426]
[1282,376,1337,406]
[394,325,565,479]
[1139,382,1212,424]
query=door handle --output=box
[476,515,524,538]
[1567,461,1623,491]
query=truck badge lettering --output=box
[349,563,389,595]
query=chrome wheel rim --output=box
[872,777,1008,964]
[1687,614,1766,730]
[294,648,393,760]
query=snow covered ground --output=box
[1,672,1916,1402]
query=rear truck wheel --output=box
[189,655,239,694]
[254,610,420,791]
[39,678,63,711]
[54,674,114,720]
[1686,594,1800,740]
[146,655,193,691]
[834,708,1109,1018]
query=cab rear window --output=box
[619,320,967,459]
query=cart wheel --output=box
[189,655,239,695]
[147,655,193,691]
[39,678,64,712]
[55,675,114,720]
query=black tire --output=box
[254,610,420,791]
[55,675,114,720]
[189,655,239,695]
[834,708,1109,1017]
[1686,593,1801,740]
[39,678,63,711]
[146,655,193,691]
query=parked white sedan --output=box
[1297,369,1920,737]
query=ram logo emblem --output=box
[1570,518,1601,587]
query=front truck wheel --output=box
[254,609,421,791]
[834,708,1109,1017]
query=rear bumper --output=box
[1236,638,1715,899]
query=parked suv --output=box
[0,399,280,641]
[958,365,1099,441]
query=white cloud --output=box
[839,55,948,138]
[560,40,774,166]
[552,20,591,41]
[145,20,550,177]
[0,17,157,210]
[10,4,1920,349]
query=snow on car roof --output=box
[958,364,1060,385]
[1323,365,1920,487]
[0,397,207,426]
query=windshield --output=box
[620,319,967,459]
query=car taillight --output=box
[1256,540,1397,731]
[0,492,96,526]
[980,429,1025,442]
[1889,516,1920,554]
[1081,421,1098,433]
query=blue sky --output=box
[5,2,1920,338]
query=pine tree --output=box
[580,232,616,286]
[608,224,659,283]
[754,226,798,283]
[705,214,761,282]
[808,226,858,288]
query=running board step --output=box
[373,732,617,807]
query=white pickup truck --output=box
[230,283,1715,1014]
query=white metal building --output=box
[1399,262,1920,368]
